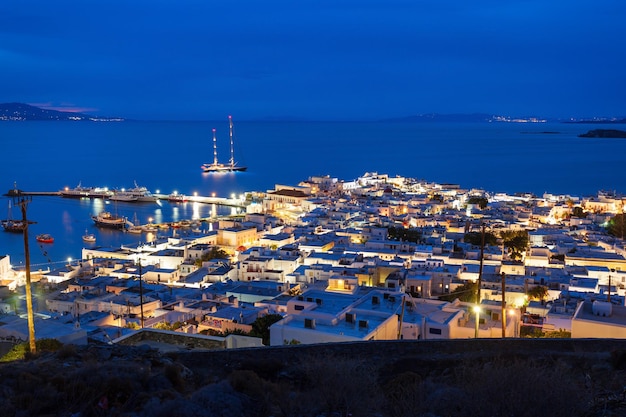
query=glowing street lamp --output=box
[473,305,481,338]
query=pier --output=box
[3,189,247,208]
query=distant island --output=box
[380,113,548,123]
[0,102,124,121]
[578,129,626,138]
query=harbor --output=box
[2,184,252,268]
[4,187,247,208]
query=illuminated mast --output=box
[228,115,234,168]
[212,128,218,167]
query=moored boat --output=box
[168,192,188,203]
[1,219,26,233]
[2,201,28,233]
[111,181,158,203]
[91,211,127,229]
[201,116,247,173]
[36,234,54,244]
[60,182,93,198]
[82,229,96,243]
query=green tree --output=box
[606,213,626,239]
[463,231,498,246]
[195,246,230,267]
[439,281,477,303]
[500,230,529,260]
[387,226,422,243]
[250,314,283,345]
[467,196,488,209]
[571,206,587,219]
[527,285,548,302]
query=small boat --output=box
[91,211,127,229]
[82,230,96,243]
[1,201,27,233]
[168,191,188,203]
[201,116,247,173]
[36,234,54,244]
[127,213,143,233]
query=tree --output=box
[571,206,587,219]
[439,281,477,303]
[467,196,488,209]
[250,314,283,345]
[387,226,422,243]
[463,231,498,246]
[499,230,529,260]
[527,285,548,303]
[194,246,230,267]
[606,213,626,239]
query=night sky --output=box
[1,0,624,121]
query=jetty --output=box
[3,189,246,208]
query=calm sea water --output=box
[1,120,625,267]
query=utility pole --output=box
[14,191,36,353]
[501,272,507,338]
[138,259,144,328]
[477,223,486,305]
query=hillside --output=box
[1,338,625,416]
[0,102,123,121]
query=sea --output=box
[1,119,625,269]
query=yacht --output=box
[201,115,247,173]
[110,181,158,203]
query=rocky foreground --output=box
[1,339,626,417]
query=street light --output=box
[473,305,481,338]
[508,308,518,337]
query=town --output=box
[1,171,625,349]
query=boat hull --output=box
[91,212,127,229]
[202,164,247,173]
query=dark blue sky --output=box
[1,0,624,120]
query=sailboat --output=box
[82,229,96,243]
[201,115,247,173]
[1,200,27,233]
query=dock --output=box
[3,189,247,208]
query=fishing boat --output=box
[36,234,54,244]
[82,229,96,243]
[1,201,27,233]
[201,115,247,173]
[127,213,143,234]
[91,211,128,229]
[167,191,188,203]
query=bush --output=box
[0,338,63,362]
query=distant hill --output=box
[579,129,626,138]
[0,102,124,121]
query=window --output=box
[294,304,304,311]
[346,313,355,323]
[304,318,315,329]
[429,327,442,335]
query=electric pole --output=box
[477,223,486,305]
[138,259,144,328]
[14,191,36,353]
[501,272,507,338]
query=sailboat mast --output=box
[212,128,218,166]
[229,115,234,167]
